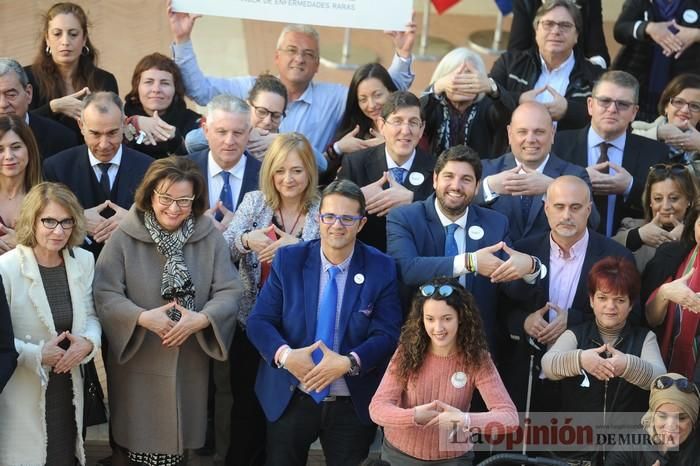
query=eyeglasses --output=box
[153,190,195,208]
[251,104,285,123]
[653,375,700,398]
[278,47,318,61]
[319,213,364,227]
[669,97,700,114]
[592,96,636,112]
[40,217,75,230]
[383,118,423,131]
[419,284,456,298]
[650,163,689,176]
[538,20,576,32]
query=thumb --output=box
[533,86,547,95]
[501,243,516,256]
[73,87,90,98]
[595,344,608,353]
[219,202,232,215]
[681,269,694,283]
[350,125,360,137]
[545,85,561,97]
[458,62,470,74]
[306,340,321,352]
[153,110,160,120]
[651,211,663,226]
[483,241,504,253]
[318,340,330,353]
[272,224,286,236]
[54,331,68,343]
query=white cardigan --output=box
[0,245,101,466]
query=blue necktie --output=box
[444,224,459,257]
[311,266,340,403]
[98,163,111,199]
[521,195,533,224]
[217,171,234,221]
[389,167,407,184]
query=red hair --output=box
[587,257,640,302]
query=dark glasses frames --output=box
[419,284,455,298]
[649,163,689,176]
[653,375,700,397]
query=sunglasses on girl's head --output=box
[653,376,700,397]
[649,163,689,176]
[419,284,455,298]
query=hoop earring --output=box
[45,45,51,55]
[82,45,90,56]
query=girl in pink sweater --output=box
[369,279,518,465]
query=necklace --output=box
[277,208,303,236]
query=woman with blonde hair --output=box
[223,131,320,464]
[0,182,101,466]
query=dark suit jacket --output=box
[187,149,261,209]
[478,152,599,241]
[246,240,402,424]
[338,144,435,251]
[499,229,637,409]
[0,279,17,393]
[386,195,511,352]
[552,126,669,233]
[27,113,79,159]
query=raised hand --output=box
[543,85,568,121]
[52,87,90,120]
[247,127,277,161]
[638,212,675,247]
[258,224,301,263]
[659,270,700,314]
[365,170,414,216]
[360,172,388,205]
[385,13,417,58]
[336,125,373,154]
[204,201,234,232]
[136,111,177,145]
[166,0,202,44]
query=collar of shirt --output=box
[515,154,550,174]
[207,151,247,180]
[549,228,589,260]
[588,127,627,153]
[434,198,469,230]
[295,80,315,105]
[385,148,416,170]
[88,145,123,168]
[321,247,354,274]
[538,51,575,75]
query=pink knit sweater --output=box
[369,350,518,461]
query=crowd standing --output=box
[2,1,700,466]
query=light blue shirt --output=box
[173,41,414,172]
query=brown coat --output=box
[94,207,241,455]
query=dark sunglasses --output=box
[653,375,700,397]
[419,284,455,298]
[650,163,689,176]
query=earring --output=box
[82,45,90,56]
[45,45,51,55]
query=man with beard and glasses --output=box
[386,145,544,356]
[498,175,635,411]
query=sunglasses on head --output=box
[650,163,689,176]
[653,375,700,398]
[419,284,456,298]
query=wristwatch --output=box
[488,78,499,99]
[346,353,360,376]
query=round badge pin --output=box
[683,9,699,23]
[539,263,548,280]
[408,172,425,186]
[451,371,467,389]
[468,226,484,240]
[354,273,365,285]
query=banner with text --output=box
[171,0,412,31]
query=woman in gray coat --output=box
[94,157,241,466]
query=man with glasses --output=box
[489,0,603,137]
[43,91,154,256]
[188,95,261,232]
[553,70,669,237]
[247,180,402,466]
[338,91,435,252]
[167,3,416,171]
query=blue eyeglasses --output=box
[419,284,455,298]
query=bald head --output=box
[507,102,555,169]
[545,176,592,248]
[546,175,591,203]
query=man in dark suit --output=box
[499,176,636,411]
[0,58,78,158]
[338,91,435,252]
[479,101,596,241]
[187,94,261,232]
[247,180,402,466]
[552,70,669,237]
[387,145,544,355]
[43,91,153,255]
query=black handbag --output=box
[81,359,107,427]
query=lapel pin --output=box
[468,225,484,240]
[408,172,425,186]
[354,273,365,285]
[451,371,467,388]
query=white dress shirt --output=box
[88,145,123,190]
[206,152,247,210]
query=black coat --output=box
[27,113,79,159]
[0,279,17,393]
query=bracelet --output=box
[466,252,478,274]
[242,230,251,251]
[279,347,292,369]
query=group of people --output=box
[1,0,700,466]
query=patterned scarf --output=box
[143,209,196,320]
[436,97,478,154]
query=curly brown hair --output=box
[392,278,490,386]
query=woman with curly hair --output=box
[369,278,518,465]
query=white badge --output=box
[451,371,468,389]
[354,273,365,285]
[539,263,548,280]
[408,172,425,186]
[683,9,698,23]
[468,225,484,240]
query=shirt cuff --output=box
[483,176,499,202]
[274,344,291,365]
[623,178,634,197]
[171,40,194,60]
[588,55,607,69]
[454,253,468,276]
[350,351,361,368]
[633,21,645,40]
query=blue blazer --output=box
[246,240,402,424]
[386,195,511,350]
[187,149,261,209]
[478,152,600,241]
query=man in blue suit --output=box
[247,180,402,466]
[187,94,261,233]
[387,145,544,356]
[478,102,598,241]
[43,91,153,256]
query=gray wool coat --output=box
[94,206,241,455]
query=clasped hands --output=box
[138,301,210,347]
[414,400,469,430]
[474,241,537,283]
[361,171,414,217]
[283,340,351,394]
[41,331,94,374]
[84,200,128,243]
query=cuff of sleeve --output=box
[171,40,194,60]
[633,21,646,40]
[626,227,644,251]
[623,178,634,197]
[274,344,291,365]
[483,177,499,202]
[454,254,469,276]
[350,351,361,368]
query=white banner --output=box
[171,0,412,31]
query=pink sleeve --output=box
[369,353,419,428]
[469,357,519,434]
